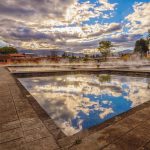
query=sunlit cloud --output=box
[0,0,149,53]
[125,2,150,35]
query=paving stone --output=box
[0,109,18,124]
[0,94,12,101]
[143,142,150,150]
[0,67,150,150]
[140,119,150,130]
[50,128,66,140]
[16,106,35,115]
[70,140,102,150]
[66,124,130,150]
[129,108,150,122]
[11,94,25,101]
[113,126,150,150]
[27,137,59,150]
[21,118,43,131]
[0,101,15,112]
[0,86,9,91]
[0,120,21,133]
[9,88,26,100]
[58,129,89,148]
[0,138,27,150]
[115,116,142,130]
[17,109,37,120]
[44,119,58,131]
[0,128,23,144]
[14,101,31,110]
[102,143,127,150]
[24,125,51,143]
[96,124,130,143]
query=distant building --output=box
[0,53,33,64]
[0,54,11,64]
[0,53,61,64]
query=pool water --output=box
[19,74,150,136]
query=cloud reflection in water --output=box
[19,74,150,136]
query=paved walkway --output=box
[0,67,150,150]
[0,67,59,150]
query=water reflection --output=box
[19,74,150,136]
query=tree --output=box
[98,41,112,60]
[134,38,149,57]
[85,54,89,58]
[69,55,76,63]
[147,29,150,50]
[148,29,150,40]
[0,46,17,54]
[62,52,68,58]
[97,74,111,83]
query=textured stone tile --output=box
[43,119,66,139]
[17,109,37,120]
[0,67,150,150]
[114,126,150,150]
[14,101,31,111]
[0,120,21,133]
[0,101,15,112]
[143,142,150,150]
[115,116,142,130]
[102,143,127,150]
[16,106,35,115]
[70,139,107,150]
[129,108,150,122]
[58,130,89,148]
[24,125,51,143]
[0,138,27,150]
[0,128,23,144]
[44,119,58,131]
[21,118,43,131]
[139,118,150,130]
[96,124,130,143]
[0,95,12,102]
[50,128,66,140]
[68,124,130,150]
[0,109,18,124]
[27,137,59,150]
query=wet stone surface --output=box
[0,67,150,150]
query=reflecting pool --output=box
[18,74,150,136]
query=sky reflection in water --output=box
[19,74,150,136]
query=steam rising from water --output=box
[8,58,150,73]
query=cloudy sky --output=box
[0,0,150,53]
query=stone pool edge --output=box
[12,69,150,149]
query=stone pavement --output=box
[0,67,59,150]
[0,67,150,150]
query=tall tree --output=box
[98,41,112,60]
[0,46,17,54]
[134,38,149,57]
[62,52,68,58]
[147,29,150,50]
